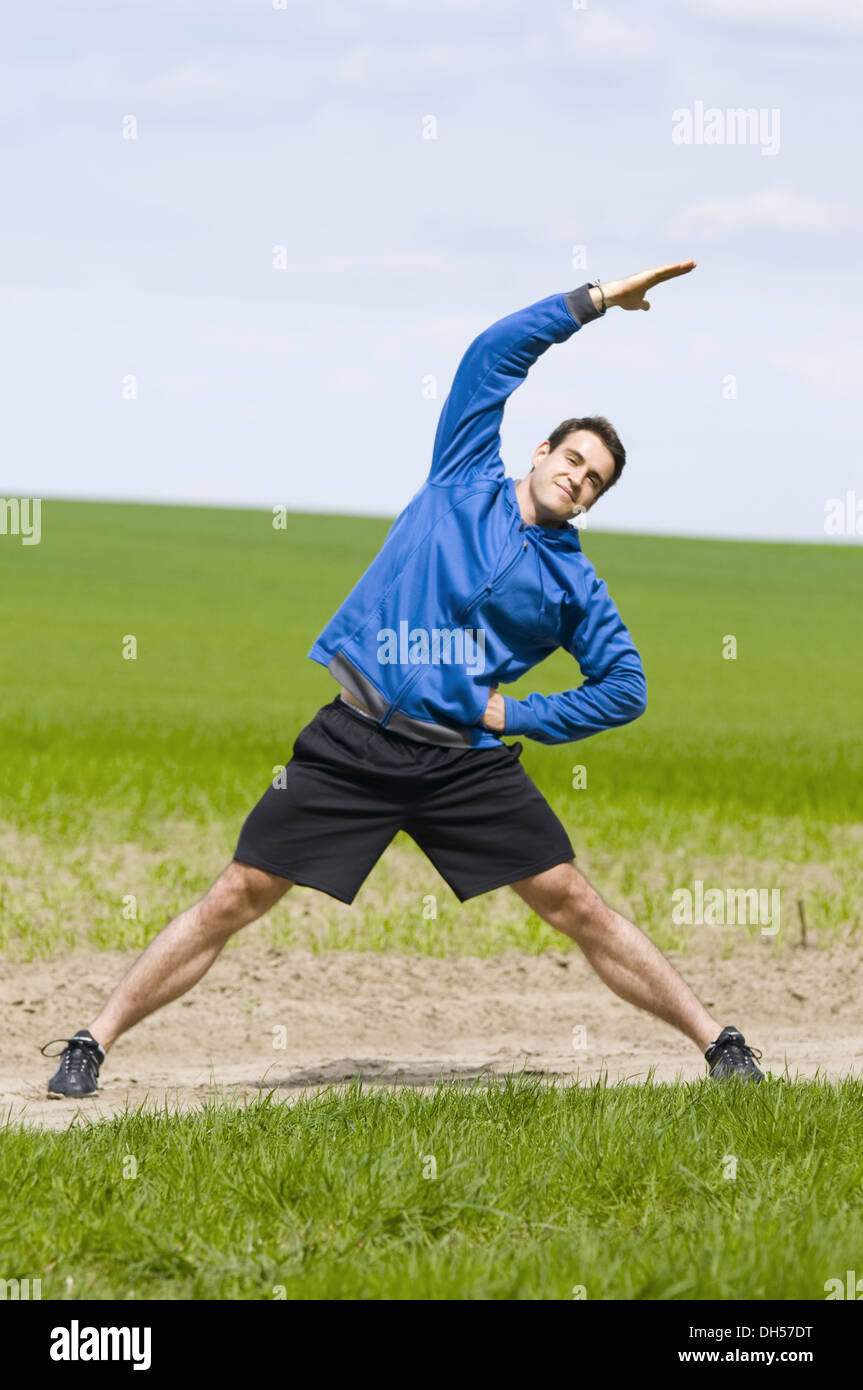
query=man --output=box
[43,261,764,1098]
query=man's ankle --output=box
[87,1026,110,1055]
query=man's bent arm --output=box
[428,284,603,488]
[501,569,648,745]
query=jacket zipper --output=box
[382,536,528,725]
[456,538,528,623]
[380,663,424,728]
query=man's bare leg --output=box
[87,861,293,1052]
[510,861,719,1052]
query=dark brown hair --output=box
[546,415,626,493]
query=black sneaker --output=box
[705,1025,765,1083]
[42,1030,105,1098]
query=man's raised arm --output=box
[428,261,696,490]
[427,284,603,488]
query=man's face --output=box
[528,429,617,525]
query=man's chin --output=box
[548,496,573,520]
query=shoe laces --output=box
[716,1034,762,1067]
[40,1037,101,1073]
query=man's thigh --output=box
[233,701,405,905]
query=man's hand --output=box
[482,687,506,732]
[590,260,696,313]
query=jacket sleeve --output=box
[500,562,647,745]
[427,284,603,488]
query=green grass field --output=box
[4,1078,863,1301]
[2,499,861,1302]
[1,499,861,957]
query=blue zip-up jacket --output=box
[308,283,647,749]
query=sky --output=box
[4,0,862,541]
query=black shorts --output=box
[233,695,575,904]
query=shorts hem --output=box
[449,847,577,903]
[232,852,357,906]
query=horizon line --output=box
[8,491,862,551]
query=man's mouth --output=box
[555,482,575,503]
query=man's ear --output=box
[531,440,551,471]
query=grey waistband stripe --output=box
[338,693,376,720]
[329,653,388,718]
[328,653,475,748]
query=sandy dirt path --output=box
[3,939,861,1129]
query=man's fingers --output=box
[647,260,696,286]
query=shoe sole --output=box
[47,1089,99,1099]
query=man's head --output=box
[519,416,626,527]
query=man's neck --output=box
[515,477,566,529]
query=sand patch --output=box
[3,936,861,1130]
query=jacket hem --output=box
[319,649,485,749]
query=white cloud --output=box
[689,0,863,36]
[765,343,863,398]
[274,250,449,276]
[673,185,842,238]
[156,374,211,396]
[1,4,660,123]
[551,9,659,67]
[196,327,308,356]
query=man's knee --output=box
[201,860,292,932]
[515,862,603,933]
